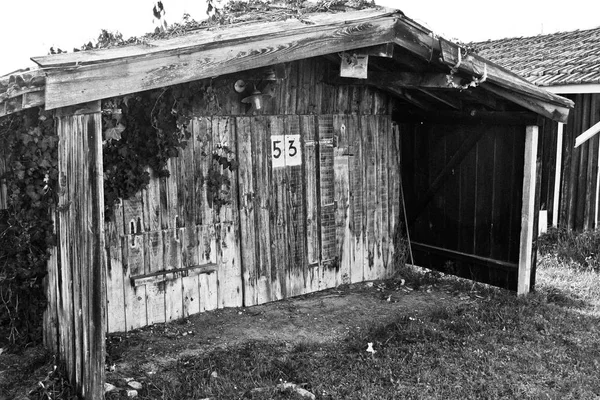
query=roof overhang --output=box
[545,83,600,95]
[2,7,574,123]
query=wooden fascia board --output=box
[545,83,600,94]
[0,89,45,118]
[437,38,574,109]
[32,8,399,68]
[481,83,570,123]
[391,20,574,114]
[41,17,398,110]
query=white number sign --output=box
[271,134,301,168]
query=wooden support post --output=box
[553,122,563,227]
[596,130,600,228]
[518,125,538,296]
[54,101,105,398]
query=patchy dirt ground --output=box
[0,276,483,399]
[105,278,475,385]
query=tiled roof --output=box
[476,26,600,86]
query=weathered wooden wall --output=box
[105,117,242,332]
[238,114,399,306]
[104,56,401,332]
[0,146,6,209]
[45,104,106,399]
[539,93,600,231]
[401,123,527,290]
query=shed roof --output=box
[0,6,574,122]
[476,27,600,88]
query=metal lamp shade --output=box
[241,90,272,110]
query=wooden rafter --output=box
[481,83,571,123]
[416,89,461,109]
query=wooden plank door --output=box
[238,114,363,304]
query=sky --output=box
[1,0,600,76]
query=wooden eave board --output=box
[435,39,573,121]
[31,8,399,68]
[39,15,399,110]
[26,5,571,123]
[0,69,47,118]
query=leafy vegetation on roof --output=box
[49,0,379,54]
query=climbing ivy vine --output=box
[102,86,193,218]
[0,108,57,346]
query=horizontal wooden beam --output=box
[411,242,518,271]
[41,17,398,110]
[353,42,395,58]
[397,110,539,125]
[410,242,518,291]
[328,71,464,89]
[131,263,217,287]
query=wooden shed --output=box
[478,27,600,231]
[0,5,573,398]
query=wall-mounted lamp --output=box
[241,89,272,110]
[235,79,272,110]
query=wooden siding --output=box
[402,123,526,290]
[104,56,400,332]
[46,106,106,399]
[539,93,600,231]
[105,113,400,332]
[105,117,242,333]
[0,145,6,209]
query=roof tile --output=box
[477,26,600,86]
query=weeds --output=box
[538,227,600,270]
[105,256,600,399]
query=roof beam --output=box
[481,83,570,123]
[416,89,462,109]
[327,71,464,89]
[396,110,539,125]
[40,16,398,110]
[436,38,574,111]
[391,21,574,120]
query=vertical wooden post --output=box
[55,101,105,398]
[595,131,600,228]
[552,122,563,227]
[518,125,538,295]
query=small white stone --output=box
[128,381,143,390]
[126,389,138,398]
[104,383,117,393]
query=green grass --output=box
[106,250,600,399]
